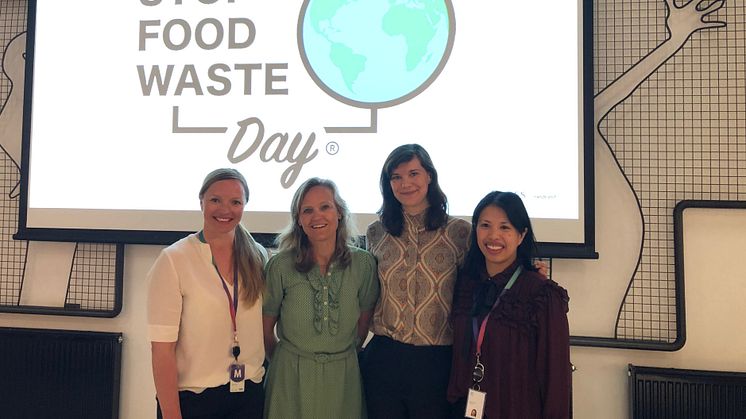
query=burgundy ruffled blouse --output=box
[446,262,571,419]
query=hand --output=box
[534,259,550,278]
[262,316,279,360]
[665,0,726,42]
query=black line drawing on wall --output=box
[592,0,746,345]
[0,28,27,307]
[0,30,75,309]
[0,33,23,200]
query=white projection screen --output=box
[19,0,595,258]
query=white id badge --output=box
[465,388,486,418]
[229,363,245,393]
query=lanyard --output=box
[199,231,241,361]
[214,260,238,334]
[471,266,522,387]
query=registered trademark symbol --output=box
[326,141,339,155]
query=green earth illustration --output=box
[298,0,455,109]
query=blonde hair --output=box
[200,168,266,304]
[275,177,357,272]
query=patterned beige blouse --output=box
[366,213,470,346]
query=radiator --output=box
[629,364,746,419]
[0,327,123,419]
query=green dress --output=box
[263,247,379,419]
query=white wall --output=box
[571,208,746,418]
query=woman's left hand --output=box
[534,259,549,277]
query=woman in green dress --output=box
[262,177,379,419]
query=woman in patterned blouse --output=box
[362,144,471,419]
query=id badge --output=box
[229,363,245,393]
[465,388,486,418]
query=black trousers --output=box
[156,381,264,419]
[361,335,453,419]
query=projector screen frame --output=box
[16,0,596,259]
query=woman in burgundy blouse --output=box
[447,191,571,419]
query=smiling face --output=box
[200,179,246,237]
[298,185,340,245]
[476,205,527,276]
[389,157,432,215]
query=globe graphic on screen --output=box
[298,0,454,108]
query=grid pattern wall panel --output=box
[0,0,28,307]
[594,0,668,93]
[66,243,120,312]
[595,0,746,343]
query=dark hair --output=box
[199,168,266,304]
[377,144,448,236]
[461,191,538,278]
[276,177,356,272]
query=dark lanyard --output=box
[471,266,522,387]
[200,231,241,361]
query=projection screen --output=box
[18,0,595,258]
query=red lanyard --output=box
[214,261,238,337]
[213,259,241,361]
[471,266,522,386]
[199,231,241,361]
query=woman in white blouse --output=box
[147,168,267,419]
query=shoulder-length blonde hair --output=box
[275,177,357,272]
[199,168,266,304]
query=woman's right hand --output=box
[151,341,182,419]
